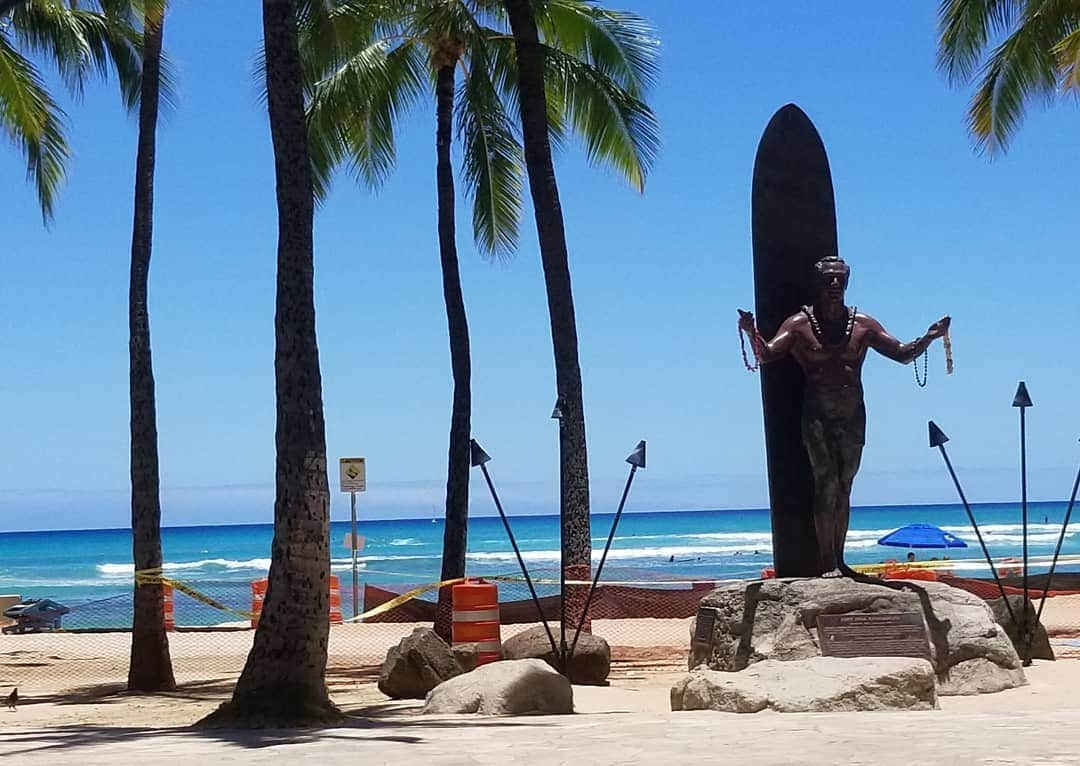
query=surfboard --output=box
[751,104,839,577]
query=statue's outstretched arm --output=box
[739,311,800,364]
[867,314,950,364]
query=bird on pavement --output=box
[4,688,16,711]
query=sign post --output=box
[339,457,367,619]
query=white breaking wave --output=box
[98,557,369,579]
[97,558,273,577]
[468,545,770,564]
[389,538,423,546]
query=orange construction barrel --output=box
[251,578,268,628]
[329,575,343,625]
[452,578,501,666]
[251,576,343,627]
[162,584,175,631]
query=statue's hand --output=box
[927,315,951,340]
[738,309,756,334]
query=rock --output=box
[689,578,1025,696]
[988,595,1053,661]
[423,659,574,715]
[670,657,937,713]
[502,625,611,685]
[451,642,495,673]
[378,627,463,700]
[937,657,1027,696]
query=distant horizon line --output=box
[0,499,1069,536]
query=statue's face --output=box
[817,262,849,303]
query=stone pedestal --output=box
[688,578,1026,697]
[671,657,938,713]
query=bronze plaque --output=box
[693,607,718,647]
[817,612,932,662]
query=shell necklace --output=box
[802,304,855,347]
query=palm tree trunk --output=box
[127,2,175,694]
[434,63,472,643]
[198,0,339,727]
[503,0,592,630]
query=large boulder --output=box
[423,658,574,715]
[670,657,937,713]
[378,627,463,700]
[689,578,1025,696]
[988,595,1053,661]
[502,625,611,685]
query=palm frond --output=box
[543,44,658,191]
[299,0,406,88]
[92,0,149,112]
[1053,25,1080,89]
[537,0,659,96]
[482,32,563,157]
[0,33,68,221]
[306,38,426,195]
[10,1,96,96]
[967,0,1075,154]
[937,0,1019,84]
[458,38,523,258]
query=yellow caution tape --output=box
[135,568,254,621]
[135,569,469,625]
[343,577,466,623]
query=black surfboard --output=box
[751,104,838,577]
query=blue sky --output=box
[1,2,1078,532]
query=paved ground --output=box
[6,661,1080,765]
[4,707,1080,766]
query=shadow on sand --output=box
[3,691,559,756]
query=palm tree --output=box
[126,0,176,693]
[199,0,340,727]
[938,0,1080,154]
[302,0,658,639]
[0,0,140,220]
[501,0,656,630]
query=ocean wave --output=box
[97,558,273,577]
[677,532,773,543]
[389,538,423,546]
[97,557,373,580]
[467,545,771,564]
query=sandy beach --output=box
[5,652,1080,765]
[4,600,1080,731]
[0,618,692,715]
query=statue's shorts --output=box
[802,384,866,471]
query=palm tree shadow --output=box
[3,705,559,755]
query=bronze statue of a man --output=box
[739,256,950,577]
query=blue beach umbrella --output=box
[878,523,968,549]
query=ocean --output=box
[0,501,1075,629]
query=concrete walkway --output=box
[4,707,1080,765]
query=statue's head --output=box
[814,255,849,303]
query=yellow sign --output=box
[339,457,366,493]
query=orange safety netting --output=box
[362,582,714,623]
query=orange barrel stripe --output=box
[452,578,501,665]
[329,575,343,625]
[252,577,342,627]
[162,584,175,632]
[251,578,268,629]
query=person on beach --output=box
[739,255,950,577]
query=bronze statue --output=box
[739,255,951,576]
